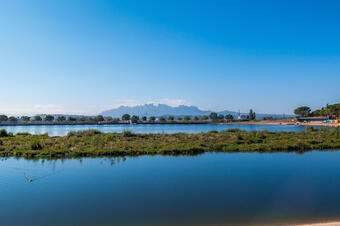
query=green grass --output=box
[0,128,340,158]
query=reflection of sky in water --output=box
[0,124,312,136]
[1,152,340,226]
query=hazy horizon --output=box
[1,1,339,115]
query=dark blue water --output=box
[1,151,340,226]
[0,124,309,136]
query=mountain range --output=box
[100,104,292,119]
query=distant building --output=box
[237,112,247,120]
[296,116,329,123]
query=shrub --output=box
[30,139,43,150]
[123,130,134,137]
[0,129,8,137]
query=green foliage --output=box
[123,130,135,137]
[168,116,174,121]
[249,109,256,120]
[44,115,54,121]
[142,116,147,121]
[225,114,234,120]
[177,117,183,121]
[294,106,311,117]
[30,139,43,150]
[106,116,113,122]
[96,115,104,122]
[68,117,77,122]
[0,129,9,137]
[9,116,18,122]
[159,116,166,122]
[209,112,218,121]
[312,103,340,116]
[122,114,131,121]
[194,116,200,121]
[149,116,156,121]
[1,128,340,158]
[131,115,139,121]
[263,116,273,120]
[21,116,30,122]
[201,115,209,120]
[218,114,224,120]
[0,115,8,122]
[184,116,191,121]
[34,115,42,121]
[56,116,66,122]
[79,117,87,122]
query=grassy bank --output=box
[0,128,340,158]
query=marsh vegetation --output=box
[0,127,339,158]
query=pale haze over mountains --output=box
[100,104,291,119]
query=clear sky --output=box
[1,0,339,115]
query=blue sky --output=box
[1,0,339,115]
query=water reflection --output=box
[2,152,340,226]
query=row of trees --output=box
[294,103,340,117]
[0,113,236,123]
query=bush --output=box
[30,139,43,150]
[0,129,8,137]
[123,130,135,137]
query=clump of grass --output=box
[123,130,135,137]
[30,139,43,150]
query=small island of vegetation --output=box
[0,127,339,158]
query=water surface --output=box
[1,151,340,226]
[0,124,309,136]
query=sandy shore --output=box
[292,222,340,226]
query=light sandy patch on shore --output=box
[291,221,340,226]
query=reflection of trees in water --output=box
[75,156,127,167]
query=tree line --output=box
[0,109,258,123]
[294,103,340,117]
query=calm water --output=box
[1,152,340,226]
[0,124,309,136]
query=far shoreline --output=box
[0,120,339,127]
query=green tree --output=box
[209,112,218,121]
[225,114,233,120]
[168,116,174,121]
[194,116,200,121]
[106,116,113,122]
[184,115,191,121]
[96,115,104,122]
[44,115,54,121]
[113,118,120,123]
[21,116,31,122]
[149,116,156,122]
[79,117,87,122]
[249,109,256,120]
[159,116,166,122]
[9,116,18,122]
[218,114,224,120]
[201,115,209,120]
[294,106,311,117]
[0,115,8,122]
[68,117,77,122]
[56,116,66,122]
[122,114,131,121]
[177,117,183,121]
[131,115,139,122]
[142,116,147,121]
[34,115,42,121]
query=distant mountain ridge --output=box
[100,104,291,119]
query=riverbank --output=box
[293,221,340,226]
[1,119,338,127]
[0,127,339,158]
